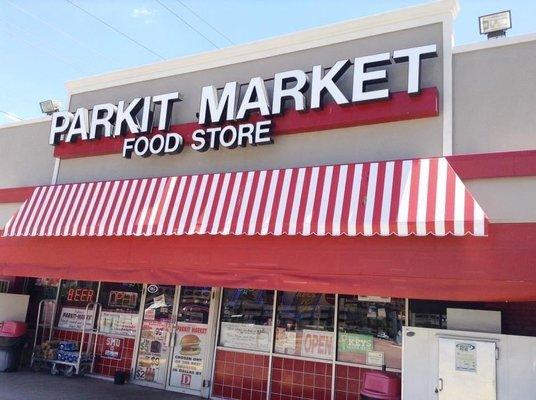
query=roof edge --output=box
[66,0,459,95]
[453,32,536,54]
[0,116,50,131]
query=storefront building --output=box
[1,1,536,399]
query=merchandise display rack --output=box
[31,300,101,377]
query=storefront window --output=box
[337,296,405,370]
[98,282,143,337]
[56,280,99,331]
[274,292,335,360]
[218,288,274,352]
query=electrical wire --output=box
[65,0,166,60]
[175,0,234,45]
[4,0,121,65]
[0,17,91,74]
[154,0,220,49]
[0,24,86,75]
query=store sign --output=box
[300,329,334,360]
[219,322,271,352]
[99,310,139,337]
[338,332,374,354]
[169,322,209,390]
[57,306,94,331]
[49,44,437,159]
[102,336,123,360]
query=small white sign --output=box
[455,342,477,373]
[57,307,94,331]
[366,350,385,367]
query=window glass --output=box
[177,286,212,324]
[56,280,99,331]
[98,282,143,337]
[275,292,335,360]
[219,289,274,352]
[337,296,405,369]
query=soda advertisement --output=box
[169,322,209,390]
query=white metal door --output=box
[437,338,497,400]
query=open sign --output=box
[300,329,333,360]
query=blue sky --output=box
[0,0,534,123]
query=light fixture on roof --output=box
[479,10,511,39]
[39,100,62,115]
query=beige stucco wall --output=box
[465,176,536,223]
[0,119,55,189]
[453,39,536,154]
[0,203,22,229]
[57,23,444,184]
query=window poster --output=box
[99,311,139,337]
[338,332,374,354]
[169,322,209,390]
[57,307,94,331]
[219,322,271,352]
[274,327,297,354]
[135,320,172,384]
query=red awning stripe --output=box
[3,157,488,237]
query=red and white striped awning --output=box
[3,157,488,238]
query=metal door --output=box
[437,338,497,400]
[133,284,177,389]
[166,286,220,398]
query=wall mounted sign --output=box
[49,45,438,159]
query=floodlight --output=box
[479,11,511,39]
[40,100,62,115]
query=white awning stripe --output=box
[3,157,489,237]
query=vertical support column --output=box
[265,289,278,400]
[330,294,339,400]
[209,287,224,397]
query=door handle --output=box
[435,378,443,393]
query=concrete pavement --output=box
[0,371,202,400]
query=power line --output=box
[154,0,219,49]
[175,0,234,45]
[4,0,121,65]
[65,0,166,60]
[0,17,91,74]
[0,24,86,75]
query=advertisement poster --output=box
[274,328,297,354]
[300,329,334,360]
[99,311,139,337]
[169,322,209,391]
[102,336,123,360]
[219,322,271,352]
[57,307,94,331]
[338,332,374,354]
[135,320,172,384]
[455,342,477,372]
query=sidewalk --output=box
[0,371,201,400]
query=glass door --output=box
[167,286,219,397]
[134,284,176,389]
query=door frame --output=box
[131,284,220,397]
[165,287,220,398]
[131,283,178,390]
